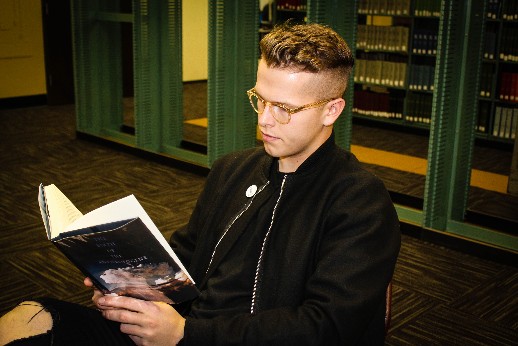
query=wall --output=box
[0,0,47,99]
[182,0,208,81]
[0,0,209,101]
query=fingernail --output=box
[98,297,105,304]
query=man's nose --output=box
[258,104,276,126]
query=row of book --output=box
[354,59,407,88]
[499,72,518,102]
[477,102,517,139]
[408,64,435,91]
[353,91,517,134]
[483,27,498,59]
[356,25,437,55]
[484,22,518,62]
[352,90,432,124]
[357,0,410,16]
[356,25,409,53]
[357,0,442,17]
[477,102,490,133]
[479,64,495,98]
[487,0,501,19]
[487,0,518,20]
[413,0,441,17]
[353,90,404,119]
[353,90,517,135]
[499,27,518,62]
[493,106,517,139]
[412,30,438,55]
[405,93,432,124]
[276,0,307,11]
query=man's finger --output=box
[98,296,148,313]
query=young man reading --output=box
[0,22,400,345]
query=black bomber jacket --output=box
[170,134,401,345]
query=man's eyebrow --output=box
[255,89,296,108]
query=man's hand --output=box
[84,277,185,345]
[99,295,185,345]
[84,277,115,311]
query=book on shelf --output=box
[412,29,438,55]
[499,72,518,102]
[487,0,501,19]
[276,0,307,11]
[406,93,432,124]
[479,63,493,97]
[409,64,435,91]
[355,57,407,88]
[353,88,404,120]
[356,25,409,53]
[414,0,441,17]
[357,0,410,16]
[483,26,497,60]
[493,106,518,139]
[477,102,490,133]
[493,106,502,137]
[502,0,518,20]
[499,27,518,62]
[513,108,518,140]
[504,108,512,138]
[38,184,199,304]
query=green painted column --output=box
[207,0,260,166]
[307,0,358,150]
[133,0,183,151]
[423,0,485,229]
[71,0,124,137]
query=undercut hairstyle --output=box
[259,22,355,97]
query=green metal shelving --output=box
[307,0,358,150]
[71,0,258,168]
[70,0,517,254]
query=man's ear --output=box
[323,98,346,127]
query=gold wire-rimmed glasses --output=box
[246,88,336,124]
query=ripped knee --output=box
[0,301,52,344]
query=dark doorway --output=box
[41,0,74,105]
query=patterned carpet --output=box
[0,103,517,345]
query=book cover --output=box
[39,184,199,304]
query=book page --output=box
[66,195,195,283]
[38,184,51,239]
[42,184,83,239]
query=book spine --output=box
[493,106,502,137]
[504,107,512,138]
[512,108,518,139]
[477,102,489,133]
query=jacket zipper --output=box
[251,174,288,314]
[205,181,270,274]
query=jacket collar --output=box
[265,132,336,178]
[199,134,336,288]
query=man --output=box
[0,22,400,345]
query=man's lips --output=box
[261,132,278,142]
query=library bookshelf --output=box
[478,0,518,144]
[353,0,440,131]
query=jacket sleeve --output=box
[179,170,401,345]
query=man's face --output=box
[254,59,334,173]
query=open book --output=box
[38,184,199,304]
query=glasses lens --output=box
[248,91,290,124]
[271,106,289,124]
[248,93,261,113]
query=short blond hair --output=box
[260,22,354,97]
